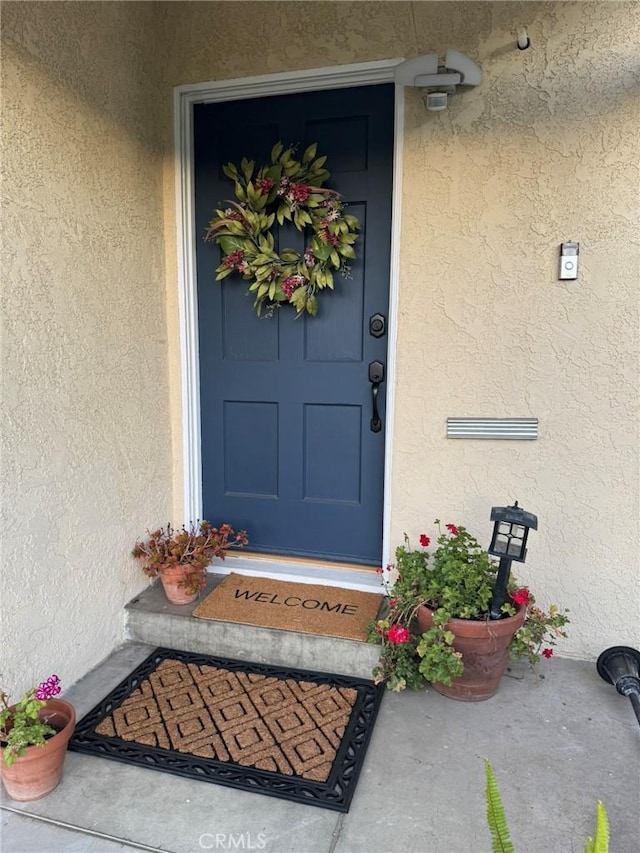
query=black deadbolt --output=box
[368,361,384,383]
[369,313,386,338]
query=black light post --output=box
[487,501,538,620]
[597,646,640,728]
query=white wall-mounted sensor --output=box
[423,92,449,111]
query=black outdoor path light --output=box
[487,501,538,620]
[597,646,640,728]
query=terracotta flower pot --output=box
[1,698,76,801]
[416,604,527,701]
[159,564,201,605]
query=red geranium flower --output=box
[512,587,531,606]
[446,523,460,536]
[542,648,554,659]
[387,625,411,645]
[419,534,430,547]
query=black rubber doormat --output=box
[69,647,384,812]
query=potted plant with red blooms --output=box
[1,675,76,801]
[132,520,249,605]
[368,520,569,700]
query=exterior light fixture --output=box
[488,501,538,620]
[394,49,482,112]
[488,501,537,562]
[597,646,640,728]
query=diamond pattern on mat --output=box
[208,693,260,731]
[149,660,194,692]
[280,729,335,781]
[263,703,315,741]
[165,708,221,752]
[95,679,167,746]
[319,718,349,749]
[169,717,230,760]
[222,717,276,761]
[238,675,297,716]
[94,659,357,782]
[188,664,246,703]
[302,686,358,727]
[286,680,328,701]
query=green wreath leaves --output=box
[205,142,361,317]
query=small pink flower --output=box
[255,177,275,195]
[35,674,61,701]
[419,534,430,547]
[289,183,311,203]
[222,249,245,270]
[376,567,384,575]
[281,275,304,300]
[542,648,554,659]
[446,523,460,536]
[387,625,411,645]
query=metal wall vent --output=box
[446,418,538,440]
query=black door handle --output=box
[368,361,384,433]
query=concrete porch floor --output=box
[2,642,639,853]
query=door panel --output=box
[194,84,394,564]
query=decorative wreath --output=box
[205,142,361,317]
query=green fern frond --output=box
[585,801,609,853]
[484,759,516,853]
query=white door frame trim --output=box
[174,59,404,584]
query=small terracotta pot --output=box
[159,564,201,605]
[416,604,527,701]
[1,699,76,801]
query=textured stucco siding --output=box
[1,0,638,699]
[1,2,171,696]
[160,1,640,659]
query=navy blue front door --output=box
[194,84,394,565]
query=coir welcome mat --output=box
[192,573,382,641]
[69,647,383,812]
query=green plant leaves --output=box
[0,689,56,767]
[204,142,361,317]
[585,802,610,853]
[483,761,609,853]
[416,611,464,686]
[302,142,317,163]
[484,760,516,853]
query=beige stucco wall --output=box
[2,0,637,699]
[160,1,639,659]
[1,2,171,696]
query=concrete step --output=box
[125,574,383,680]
